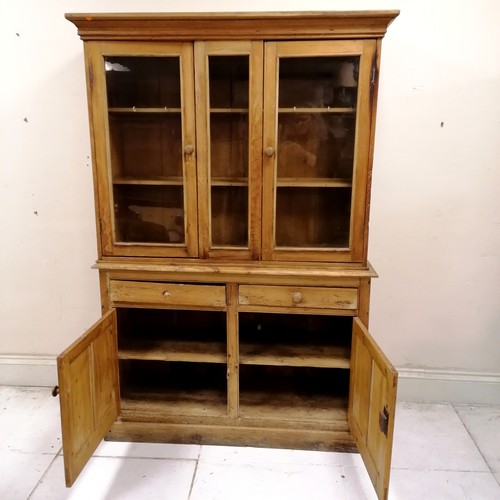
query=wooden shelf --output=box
[278,107,355,114]
[210,108,248,113]
[211,177,248,187]
[109,107,182,113]
[113,176,184,186]
[239,343,350,369]
[119,340,227,363]
[277,178,352,188]
[239,390,349,426]
[121,388,228,420]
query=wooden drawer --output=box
[109,281,226,308]
[238,285,358,310]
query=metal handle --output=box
[52,386,59,397]
[163,290,171,298]
[184,144,194,155]
[292,292,302,304]
[264,146,275,157]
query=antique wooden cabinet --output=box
[57,11,399,500]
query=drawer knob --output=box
[292,292,302,304]
[264,146,275,157]
[52,386,59,397]
[184,144,194,155]
[163,291,171,298]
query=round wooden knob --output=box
[292,292,302,304]
[184,144,194,155]
[264,146,275,157]
[52,386,60,397]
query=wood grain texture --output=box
[109,280,226,308]
[238,285,358,310]
[57,310,119,486]
[108,419,357,451]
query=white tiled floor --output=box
[1,387,500,500]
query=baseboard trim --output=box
[0,355,57,387]
[397,367,500,405]
[1,356,499,405]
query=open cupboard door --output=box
[348,318,398,500]
[57,310,120,486]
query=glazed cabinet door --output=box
[195,41,263,259]
[57,310,120,486]
[349,318,398,500]
[262,40,377,263]
[87,42,198,257]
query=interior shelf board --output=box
[239,390,349,424]
[278,107,356,114]
[121,388,228,419]
[113,176,184,186]
[210,108,248,113]
[119,340,227,363]
[108,107,182,113]
[211,177,248,187]
[277,178,352,188]
[239,343,350,368]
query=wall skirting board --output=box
[397,367,500,405]
[0,355,57,388]
[0,356,499,405]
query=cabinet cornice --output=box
[65,11,399,41]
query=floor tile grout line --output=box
[92,454,200,462]
[187,446,202,500]
[26,451,60,500]
[451,402,497,476]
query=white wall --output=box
[1,1,499,391]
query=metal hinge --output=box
[379,406,389,437]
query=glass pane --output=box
[109,114,182,179]
[210,114,248,179]
[114,185,184,244]
[275,187,351,248]
[209,56,249,108]
[105,56,186,247]
[211,186,248,246]
[278,56,358,108]
[208,56,250,248]
[105,57,181,108]
[275,56,358,250]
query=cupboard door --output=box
[262,40,376,263]
[349,318,398,500]
[57,310,120,486]
[195,41,263,260]
[88,42,198,257]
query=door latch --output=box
[379,406,389,437]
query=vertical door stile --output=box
[194,41,211,259]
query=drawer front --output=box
[110,281,226,308]
[238,285,358,310]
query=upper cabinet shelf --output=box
[109,107,182,113]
